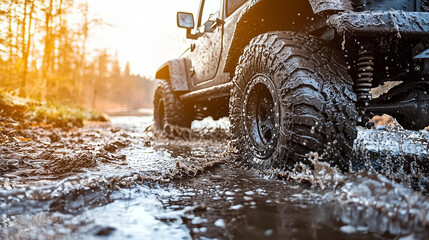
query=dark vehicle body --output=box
[154,0,429,169]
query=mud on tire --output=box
[153,80,192,137]
[229,31,358,170]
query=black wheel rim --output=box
[243,74,280,159]
[157,99,165,130]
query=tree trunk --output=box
[6,1,14,86]
[21,0,35,95]
[42,0,54,100]
[18,0,29,96]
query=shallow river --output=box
[1,116,428,239]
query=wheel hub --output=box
[157,99,165,130]
[243,75,280,159]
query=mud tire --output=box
[229,31,358,170]
[153,80,192,136]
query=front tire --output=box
[153,80,192,135]
[229,32,358,170]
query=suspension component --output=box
[356,47,375,106]
[355,45,375,125]
[194,105,205,120]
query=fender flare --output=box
[223,0,352,73]
[309,0,352,14]
[155,58,190,92]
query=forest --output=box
[0,0,156,110]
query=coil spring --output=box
[195,106,205,120]
[356,48,374,106]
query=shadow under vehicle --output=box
[153,0,429,170]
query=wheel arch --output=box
[155,58,190,92]
[223,0,352,74]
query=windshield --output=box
[200,0,221,26]
[226,0,247,16]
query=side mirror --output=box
[177,12,194,29]
[177,12,200,40]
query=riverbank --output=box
[0,91,110,143]
[0,92,109,126]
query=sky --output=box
[85,0,200,77]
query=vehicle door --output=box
[189,0,223,87]
[222,0,248,66]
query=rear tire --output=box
[229,31,358,170]
[153,80,192,134]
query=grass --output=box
[0,91,109,128]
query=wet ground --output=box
[1,115,429,239]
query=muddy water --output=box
[1,116,429,239]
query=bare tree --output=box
[21,0,35,94]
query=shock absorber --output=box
[356,46,375,124]
[356,48,374,106]
[195,105,205,120]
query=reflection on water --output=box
[1,116,428,239]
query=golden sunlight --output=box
[86,0,198,76]
[1,1,429,239]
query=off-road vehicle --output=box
[153,0,429,170]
